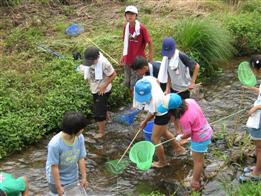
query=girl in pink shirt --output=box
[158,93,212,191]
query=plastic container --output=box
[143,120,154,141]
[63,181,87,196]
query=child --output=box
[0,172,29,196]
[158,93,212,191]
[46,112,88,195]
[82,47,116,139]
[132,56,166,91]
[239,54,261,183]
[158,37,200,99]
[133,76,185,168]
[120,5,153,96]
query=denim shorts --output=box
[191,139,211,153]
[247,127,261,140]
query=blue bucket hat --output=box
[157,93,182,113]
[161,37,176,58]
[134,79,152,103]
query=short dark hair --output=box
[61,112,88,135]
[169,100,187,119]
[132,56,148,70]
[84,47,99,60]
[0,190,6,196]
[250,54,261,70]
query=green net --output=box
[105,158,130,175]
[238,61,256,87]
[129,141,155,170]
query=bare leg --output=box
[21,176,29,196]
[253,140,261,176]
[152,124,167,164]
[162,130,185,153]
[94,120,106,139]
[191,151,204,191]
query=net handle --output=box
[117,129,142,164]
[155,108,247,147]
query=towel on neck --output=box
[158,49,179,83]
[95,52,108,80]
[123,20,141,56]
[148,62,153,76]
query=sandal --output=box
[239,172,261,183]
[151,161,169,168]
[243,166,255,173]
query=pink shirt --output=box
[179,99,212,142]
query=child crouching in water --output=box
[46,111,88,195]
[158,93,212,191]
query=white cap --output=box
[125,5,138,14]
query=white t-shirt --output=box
[133,76,166,116]
[247,83,261,129]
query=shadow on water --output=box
[0,61,258,195]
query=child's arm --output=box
[78,158,88,188]
[98,70,117,95]
[249,105,261,115]
[188,63,200,90]
[148,40,153,63]
[140,113,154,130]
[242,86,259,94]
[51,165,64,196]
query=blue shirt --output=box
[46,132,86,185]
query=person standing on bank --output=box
[120,5,153,96]
[158,37,200,99]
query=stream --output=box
[0,64,258,195]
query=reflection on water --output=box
[0,67,258,195]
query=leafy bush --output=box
[224,12,261,56]
[0,57,129,159]
[174,18,235,79]
[239,0,261,13]
[0,0,20,6]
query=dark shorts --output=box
[154,113,170,126]
[92,91,110,122]
[171,88,190,99]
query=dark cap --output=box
[161,37,176,58]
[83,47,99,66]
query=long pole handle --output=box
[117,129,142,164]
[84,38,120,66]
[155,108,247,147]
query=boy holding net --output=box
[157,93,212,191]
[133,76,185,168]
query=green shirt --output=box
[0,172,26,196]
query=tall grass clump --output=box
[174,18,235,79]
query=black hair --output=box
[61,112,88,135]
[169,100,187,119]
[0,190,6,196]
[250,54,261,70]
[132,56,148,70]
[84,47,99,61]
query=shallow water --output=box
[0,66,258,195]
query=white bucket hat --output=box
[125,5,138,14]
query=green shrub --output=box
[174,18,235,80]
[224,12,261,56]
[239,0,261,13]
[0,0,20,6]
